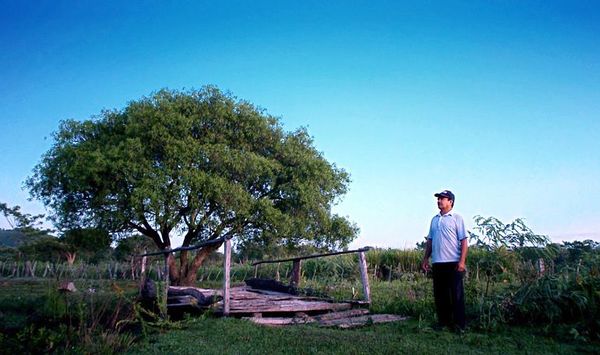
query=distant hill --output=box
[0,229,26,248]
[0,229,40,248]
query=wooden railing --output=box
[252,247,372,303]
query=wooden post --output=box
[223,238,232,316]
[162,249,171,320]
[290,259,302,287]
[25,261,33,277]
[358,251,371,303]
[141,253,147,278]
[537,258,545,275]
[164,251,170,286]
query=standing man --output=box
[421,190,468,331]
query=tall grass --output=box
[0,279,140,353]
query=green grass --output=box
[2,276,599,354]
[0,278,139,353]
[128,317,594,355]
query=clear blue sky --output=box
[1,1,599,248]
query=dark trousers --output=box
[432,262,465,329]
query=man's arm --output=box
[457,238,468,272]
[421,239,432,272]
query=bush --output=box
[0,280,139,353]
[511,270,600,338]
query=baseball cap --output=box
[434,190,455,201]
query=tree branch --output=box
[128,222,164,249]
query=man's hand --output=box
[421,259,430,272]
[456,261,466,272]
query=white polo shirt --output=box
[427,210,467,263]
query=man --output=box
[421,189,468,331]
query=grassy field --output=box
[2,277,599,354]
[129,317,593,354]
[2,242,600,353]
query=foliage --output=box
[114,234,159,261]
[366,248,422,280]
[469,215,550,250]
[0,279,139,353]
[60,227,112,263]
[554,239,600,271]
[511,269,600,338]
[234,239,332,262]
[0,246,19,261]
[18,236,70,263]
[468,216,551,295]
[2,236,600,352]
[27,86,357,285]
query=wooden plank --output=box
[314,309,370,321]
[246,313,409,328]
[224,300,352,314]
[167,285,360,315]
[358,251,371,304]
[243,288,298,297]
[244,316,316,326]
[245,287,332,301]
[319,314,409,328]
[223,238,231,316]
[170,286,218,294]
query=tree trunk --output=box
[64,252,76,265]
[167,243,222,286]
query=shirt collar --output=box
[438,210,453,217]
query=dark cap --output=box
[434,190,455,201]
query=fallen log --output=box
[168,287,221,307]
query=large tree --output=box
[27,87,357,285]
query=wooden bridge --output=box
[138,239,407,328]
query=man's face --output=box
[437,197,453,211]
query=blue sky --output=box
[1,1,599,248]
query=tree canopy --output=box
[27,87,358,284]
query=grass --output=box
[2,274,600,354]
[0,278,139,353]
[128,317,595,354]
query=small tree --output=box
[469,215,549,250]
[469,215,550,295]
